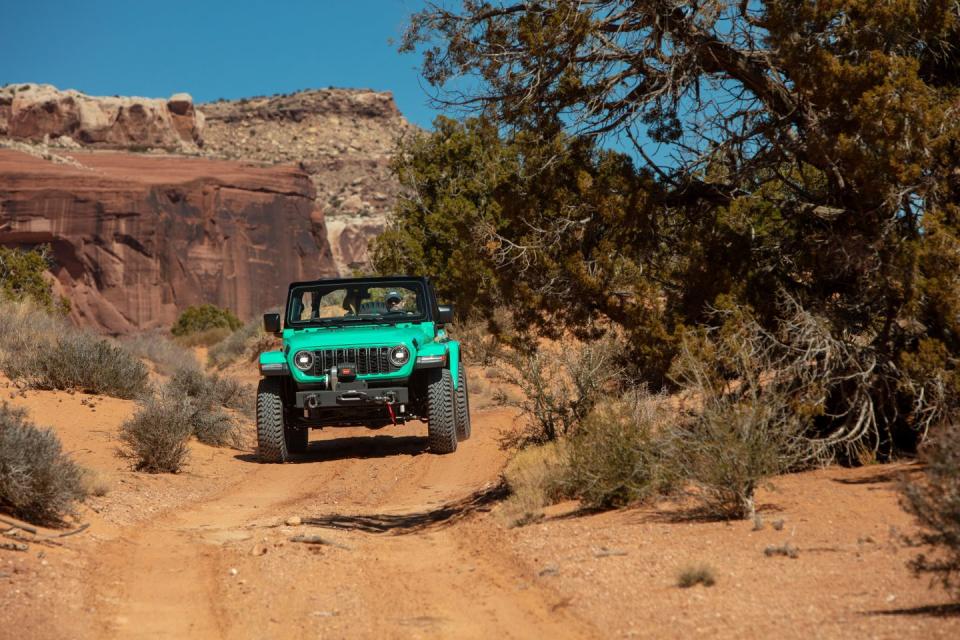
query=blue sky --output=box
[0,0,441,128]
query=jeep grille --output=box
[313,347,398,376]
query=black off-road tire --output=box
[257,378,289,463]
[426,368,458,454]
[455,361,471,441]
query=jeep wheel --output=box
[257,378,290,463]
[426,368,457,454]
[455,361,471,441]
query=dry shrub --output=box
[79,467,111,497]
[901,421,960,599]
[677,565,716,588]
[667,303,831,519]
[173,326,233,348]
[496,333,625,447]
[123,331,199,376]
[167,368,249,446]
[208,317,265,368]
[501,442,566,526]
[118,392,193,473]
[0,403,85,524]
[0,300,148,399]
[30,332,149,399]
[451,311,510,366]
[563,390,680,509]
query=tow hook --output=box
[386,402,397,425]
[305,395,319,409]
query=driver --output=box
[386,290,405,313]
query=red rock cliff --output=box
[0,149,335,333]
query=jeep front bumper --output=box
[295,387,410,409]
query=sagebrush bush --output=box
[563,390,679,509]
[496,333,625,447]
[167,367,249,445]
[122,331,199,376]
[0,301,149,399]
[901,422,960,599]
[207,317,273,369]
[0,403,85,524]
[171,304,242,337]
[29,333,149,399]
[118,393,193,473]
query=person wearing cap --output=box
[385,290,405,313]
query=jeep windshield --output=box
[286,280,428,327]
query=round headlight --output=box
[293,350,315,371]
[390,345,411,367]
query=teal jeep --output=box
[255,276,470,462]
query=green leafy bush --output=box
[0,245,69,315]
[171,304,242,338]
[563,390,679,509]
[901,421,960,599]
[0,403,85,524]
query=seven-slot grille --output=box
[312,347,398,376]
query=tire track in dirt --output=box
[83,409,596,639]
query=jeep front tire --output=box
[426,368,457,454]
[257,377,290,463]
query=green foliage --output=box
[901,422,960,599]
[392,0,960,454]
[0,245,69,315]
[171,304,242,338]
[563,391,679,510]
[0,403,85,525]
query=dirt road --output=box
[75,410,593,640]
[4,380,960,640]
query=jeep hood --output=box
[284,323,435,353]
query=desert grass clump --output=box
[901,421,960,599]
[677,565,716,588]
[0,403,86,524]
[562,389,680,509]
[118,392,193,473]
[496,333,626,447]
[501,442,566,526]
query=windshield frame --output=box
[284,277,432,328]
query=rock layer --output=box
[0,149,335,333]
[0,84,204,152]
[201,89,414,271]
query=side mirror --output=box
[436,304,454,325]
[263,313,282,334]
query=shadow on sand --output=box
[302,483,509,534]
[235,433,430,464]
